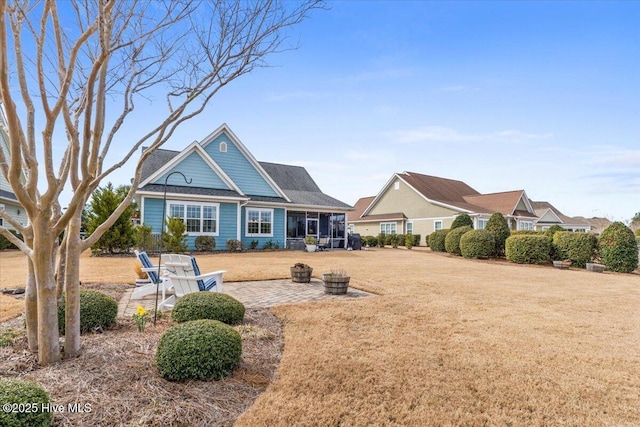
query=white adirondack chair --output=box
[159,254,226,309]
[131,250,172,300]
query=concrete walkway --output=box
[118,279,374,317]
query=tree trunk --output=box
[56,237,67,298]
[25,255,38,352]
[64,216,82,358]
[31,220,61,365]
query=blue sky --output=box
[111,1,639,221]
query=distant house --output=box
[349,171,593,239]
[0,105,27,232]
[135,124,352,251]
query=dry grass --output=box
[1,248,640,425]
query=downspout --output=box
[238,200,249,241]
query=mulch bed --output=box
[0,283,284,426]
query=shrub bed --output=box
[0,378,52,427]
[445,226,472,256]
[428,229,450,252]
[58,289,118,335]
[460,229,495,259]
[505,235,550,264]
[599,222,639,273]
[195,236,216,251]
[156,319,242,381]
[172,292,245,325]
[553,232,598,268]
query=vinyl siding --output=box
[153,151,230,190]
[0,201,28,231]
[141,196,238,250]
[203,133,279,197]
[369,179,459,218]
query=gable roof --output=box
[531,201,591,227]
[463,190,536,217]
[259,162,352,209]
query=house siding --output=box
[203,133,279,197]
[0,200,28,231]
[240,206,285,249]
[153,151,230,190]
[141,196,238,250]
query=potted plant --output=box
[322,270,350,295]
[305,236,317,252]
[290,263,313,283]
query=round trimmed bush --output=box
[445,226,472,256]
[460,229,495,259]
[505,235,550,264]
[599,222,638,273]
[156,319,242,381]
[428,229,450,252]
[171,292,245,325]
[194,235,216,251]
[485,213,510,257]
[0,379,52,427]
[553,232,598,268]
[58,289,118,335]
[451,214,473,230]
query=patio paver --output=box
[118,278,374,317]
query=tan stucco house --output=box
[349,171,594,239]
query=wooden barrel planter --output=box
[291,265,313,283]
[322,274,350,295]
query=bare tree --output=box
[0,0,322,365]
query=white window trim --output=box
[380,222,397,234]
[518,220,533,231]
[477,219,488,230]
[219,141,227,152]
[434,220,443,231]
[166,200,220,236]
[245,207,274,237]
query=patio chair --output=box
[159,254,226,309]
[317,237,330,251]
[131,250,172,300]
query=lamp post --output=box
[154,171,192,324]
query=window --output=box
[348,224,355,234]
[406,221,413,234]
[167,201,218,235]
[380,223,397,234]
[477,219,488,230]
[246,208,273,236]
[219,141,227,152]
[394,181,400,190]
[518,221,533,231]
[434,220,443,231]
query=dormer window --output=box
[219,141,227,153]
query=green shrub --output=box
[162,216,187,253]
[172,292,245,325]
[424,234,430,247]
[599,222,638,273]
[505,235,550,264]
[485,213,510,257]
[405,234,413,250]
[460,229,495,259]
[0,230,23,250]
[396,234,406,247]
[428,229,450,252]
[544,225,566,260]
[0,379,52,427]
[362,236,378,247]
[451,214,473,230]
[445,225,472,256]
[58,289,118,335]
[194,236,216,252]
[156,319,242,381]
[388,234,400,248]
[134,224,155,252]
[226,239,243,251]
[378,233,386,248]
[553,232,598,268]
[510,230,543,236]
[412,234,421,247]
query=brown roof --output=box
[351,212,407,223]
[351,196,375,220]
[463,190,533,217]
[531,201,595,228]
[400,172,480,209]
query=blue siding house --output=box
[136,124,353,250]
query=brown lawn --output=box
[1,248,639,425]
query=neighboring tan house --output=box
[349,171,594,239]
[135,124,352,251]
[0,104,28,232]
[531,201,594,232]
